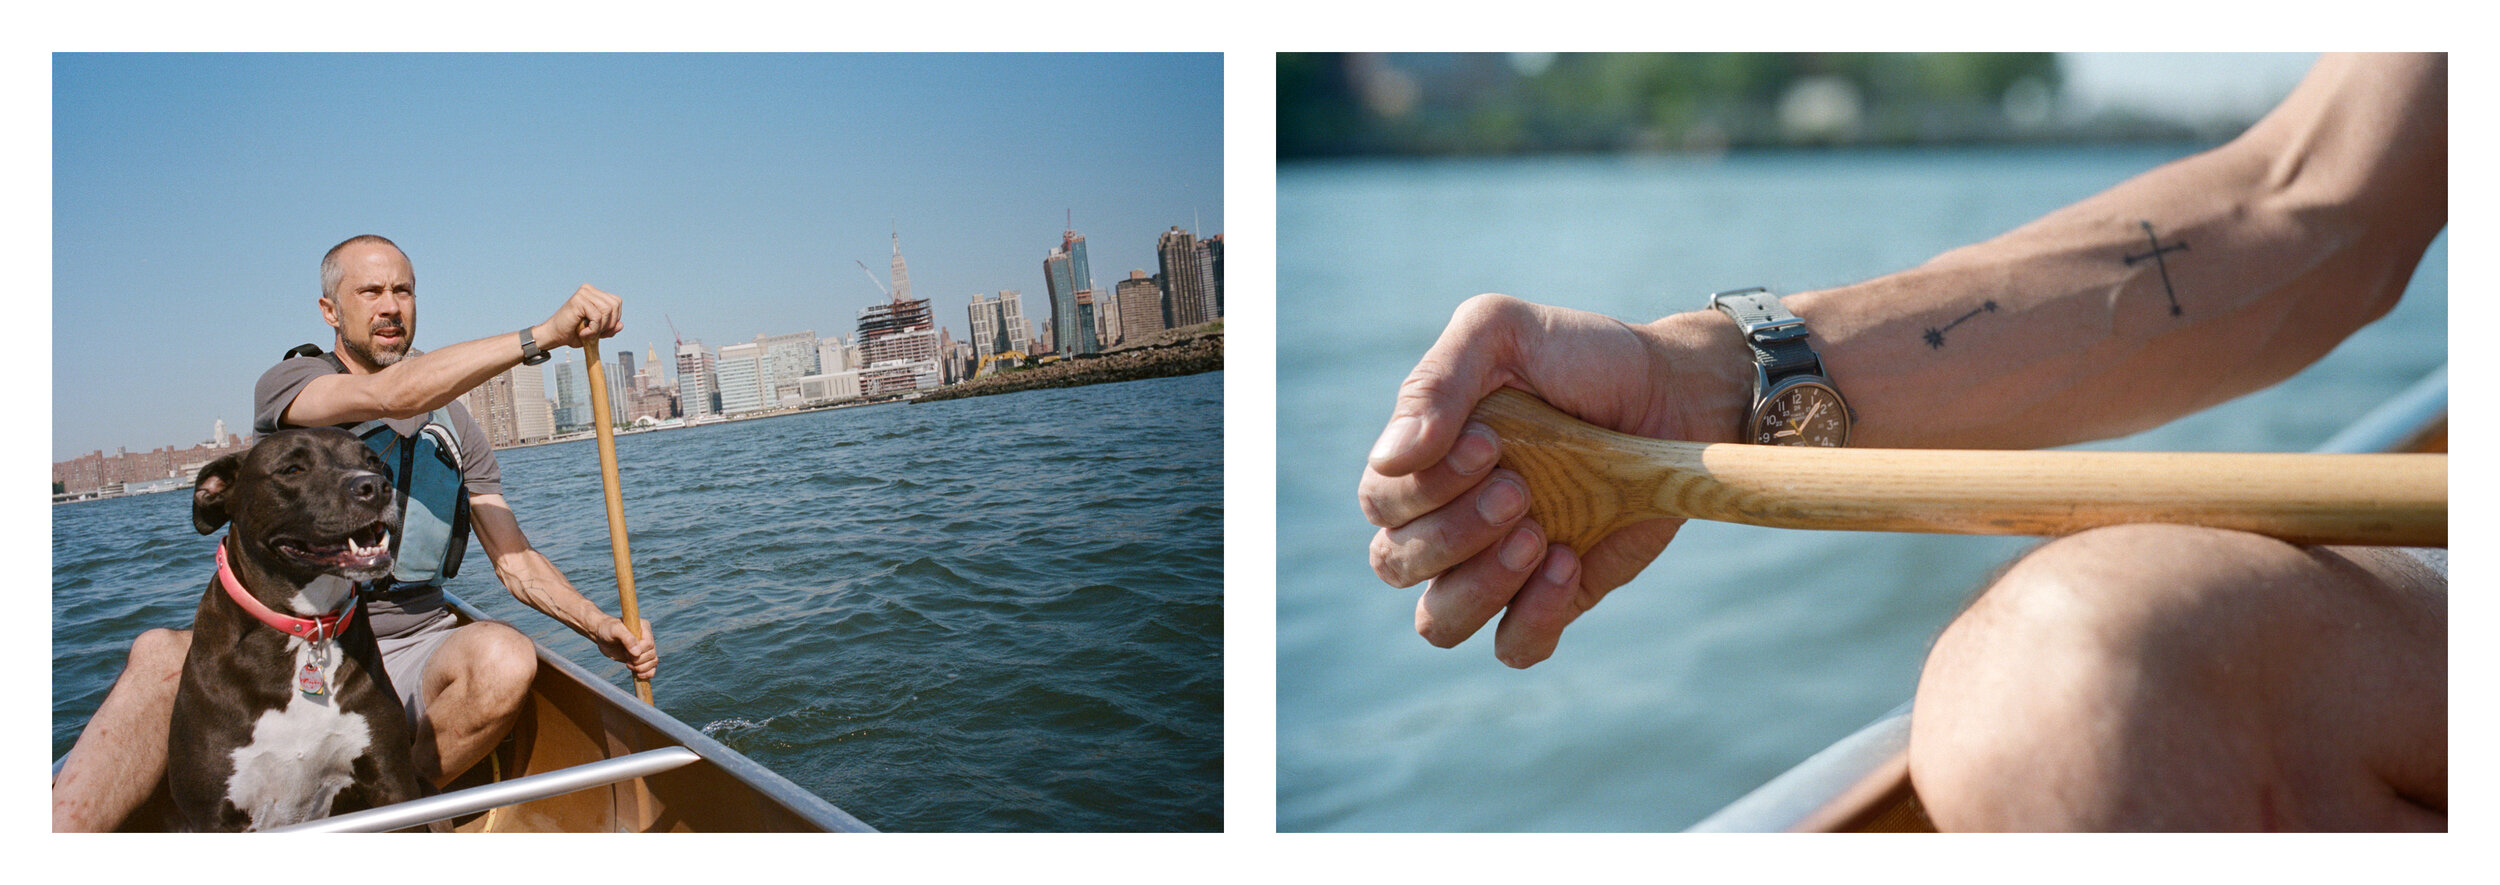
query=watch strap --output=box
[1709,288,1823,379]
[518,327,550,365]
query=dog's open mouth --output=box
[274,521,395,578]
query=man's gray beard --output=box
[342,335,408,369]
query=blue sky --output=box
[47,51,2330,462]
[52,53,1223,460]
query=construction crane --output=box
[664,313,684,348]
[855,259,891,298]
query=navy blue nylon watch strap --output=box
[1709,288,1824,378]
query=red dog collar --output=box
[215,541,358,642]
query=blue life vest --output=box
[287,345,472,586]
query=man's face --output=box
[320,243,416,371]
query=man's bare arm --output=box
[283,284,624,427]
[468,492,657,679]
[1774,52,2444,450]
[1361,54,2446,666]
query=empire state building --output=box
[858,231,941,395]
[888,231,913,303]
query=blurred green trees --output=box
[1279,53,2080,159]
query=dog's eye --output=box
[276,464,305,476]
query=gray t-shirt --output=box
[254,350,504,638]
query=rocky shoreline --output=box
[914,331,1224,404]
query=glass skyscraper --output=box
[1044,226,1099,355]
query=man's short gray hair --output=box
[319,235,408,300]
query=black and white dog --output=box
[170,427,423,830]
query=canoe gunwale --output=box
[50,596,880,832]
[1685,702,1921,832]
[270,746,704,832]
[444,592,879,833]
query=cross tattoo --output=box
[2123,220,2188,317]
[1922,300,1998,350]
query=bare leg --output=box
[1910,525,2445,831]
[52,628,191,832]
[410,621,538,787]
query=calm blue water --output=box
[1277,147,2446,831]
[53,370,1224,832]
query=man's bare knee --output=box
[477,623,537,675]
[441,622,538,707]
[1913,524,2436,829]
[1965,526,2326,661]
[1915,527,2291,826]
[129,628,192,674]
[2002,525,2409,665]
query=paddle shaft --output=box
[1471,388,2447,551]
[581,339,654,704]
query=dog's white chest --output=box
[223,641,373,830]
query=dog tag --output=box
[296,661,328,698]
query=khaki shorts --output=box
[374,612,463,729]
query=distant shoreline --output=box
[494,395,912,453]
[912,332,1223,405]
[55,329,1226,505]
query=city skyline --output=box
[51,53,1223,460]
[53,214,1228,492]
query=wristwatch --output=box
[1708,287,1851,447]
[518,327,552,366]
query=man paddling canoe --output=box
[53,235,661,831]
[1359,53,2444,830]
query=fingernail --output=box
[1368,417,1422,465]
[1446,423,1498,475]
[1497,525,1542,572]
[1540,546,1579,586]
[1476,476,1527,524]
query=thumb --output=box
[1369,294,1538,477]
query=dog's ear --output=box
[192,452,243,535]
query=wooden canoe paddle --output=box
[581,338,655,704]
[1470,388,2447,551]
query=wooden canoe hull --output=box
[60,596,875,832]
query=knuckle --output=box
[1454,291,1521,321]
[1396,299,1533,408]
[1369,533,1420,588]
[1357,491,1390,528]
[1452,293,1537,337]
[1394,359,1459,405]
[1367,533,1400,582]
[1390,362,1474,429]
[1569,582,1610,615]
[1355,471,1408,528]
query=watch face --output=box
[1750,378,1850,447]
